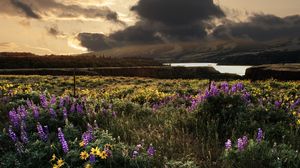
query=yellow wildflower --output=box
[100,151,108,159]
[57,158,64,167]
[85,163,92,168]
[292,111,297,116]
[297,119,300,125]
[51,154,56,161]
[53,164,59,168]
[80,151,89,160]
[96,149,101,157]
[90,147,100,155]
[79,141,85,147]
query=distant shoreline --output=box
[245,64,300,80]
[0,64,299,80]
[0,66,241,80]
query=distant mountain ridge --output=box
[1,39,300,66]
[84,39,300,65]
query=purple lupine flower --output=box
[58,128,69,153]
[37,122,47,142]
[22,106,28,118]
[82,124,93,146]
[231,85,237,93]
[132,150,139,158]
[76,103,83,113]
[20,124,28,144]
[59,97,64,108]
[236,82,244,90]
[63,107,68,120]
[147,144,155,157]
[16,106,21,114]
[82,133,91,146]
[237,136,248,151]
[242,136,248,147]
[89,154,96,163]
[40,94,48,108]
[204,89,211,98]
[275,101,281,109]
[70,103,75,113]
[50,95,56,105]
[189,93,205,111]
[221,82,229,93]
[256,128,264,143]
[49,108,57,118]
[209,83,219,96]
[242,92,251,102]
[188,99,198,111]
[8,126,18,142]
[237,138,244,151]
[18,106,28,120]
[9,109,20,128]
[32,105,39,119]
[225,139,232,150]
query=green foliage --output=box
[223,140,300,168]
[196,94,248,142]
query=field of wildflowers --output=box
[0,75,299,168]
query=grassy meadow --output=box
[0,75,299,168]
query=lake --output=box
[164,63,252,76]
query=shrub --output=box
[223,140,300,168]
[222,129,300,168]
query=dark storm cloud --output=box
[213,14,300,41]
[131,0,224,25]
[10,0,40,19]
[120,0,224,41]
[0,0,122,23]
[77,0,225,51]
[110,21,208,43]
[109,21,162,43]
[77,33,117,51]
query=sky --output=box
[0,0,300,55]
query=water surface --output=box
[164,63,252,76]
